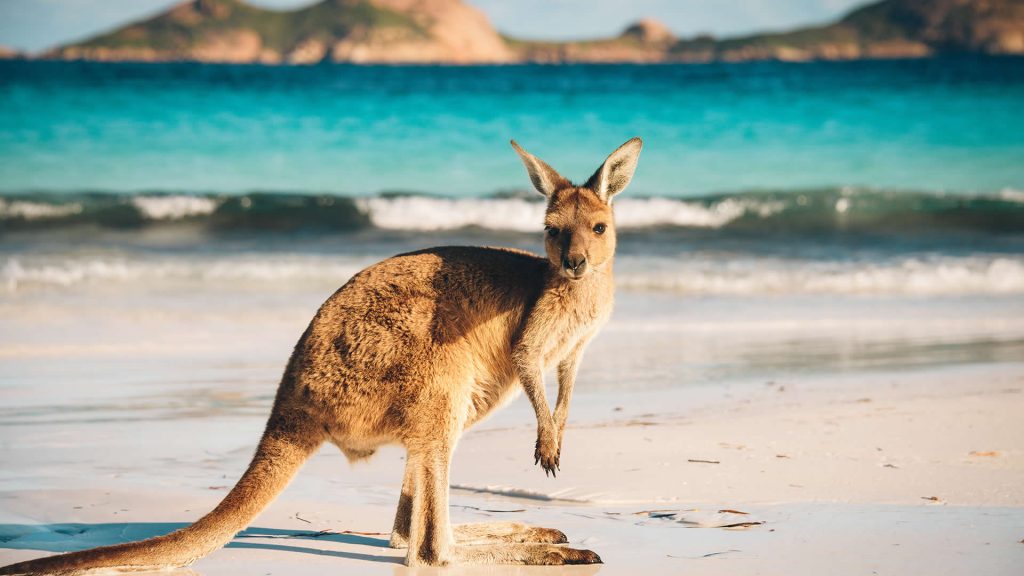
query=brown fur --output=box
[0,137,642,574]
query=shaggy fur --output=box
[0,137,643,574]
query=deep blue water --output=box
[1,57,1023,196]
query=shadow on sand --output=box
[0,522,400,565]
[0,523,607,575]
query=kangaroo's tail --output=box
[0,415,323,575]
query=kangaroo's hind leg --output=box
[400,435,599,566]
[391,454,567,548]
[389,454,415,549]
[403,437,457,566]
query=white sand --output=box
[1,363,1021,575]
[1,286,1022,574]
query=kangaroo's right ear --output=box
[585,137,643,204]
[511,140,570,198]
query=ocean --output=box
[2,58,1024,196]
[1,57,1023,395]
[2,57,1024,297]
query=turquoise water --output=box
[1,58,1023,196]
[2,58,1023,298]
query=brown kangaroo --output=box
[0,137,643,574]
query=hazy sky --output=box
[0,0,868,53]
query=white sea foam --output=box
[999,188,1024,203]
[357,196,784,231]
[616,197,784,228]
[130,195,219,220]
[617,256,1024,296]
[357,196,545,232]
[1,256,369,291]
[5,254,1022,296]
[0,199,83,220]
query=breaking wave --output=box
[1,188,1022,235]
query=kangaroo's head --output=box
[511,137,643,281]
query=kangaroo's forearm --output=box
[552,359,578,433]
[514,335,562,475]
[517,360,555,431]
[553,339,587,433]
[512,311,557,432]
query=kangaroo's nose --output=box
[562,255,587,275]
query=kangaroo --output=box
[0,137,643,574]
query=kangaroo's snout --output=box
[562,254,588,279]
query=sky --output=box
[0,0,868,53]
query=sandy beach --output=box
[1,279,1021,575]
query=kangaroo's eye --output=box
[593,223,607,235]
[545,226,559,238]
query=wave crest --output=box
[130,195,218,220]
[1,188,1022,235]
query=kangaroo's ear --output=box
[511,140,570,198]
[585,137,643,204]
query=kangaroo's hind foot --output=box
[452,543,602,565]
[390,521,568,549]
[452,521,568,546]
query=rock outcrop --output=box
[621,19,676,45]
[0,45,23,59]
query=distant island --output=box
[0,45,24,60]
[37,0,1024,64]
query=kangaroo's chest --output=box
[540,300,611,367]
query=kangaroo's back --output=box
[283,245,552,442]
[321,245,552,344]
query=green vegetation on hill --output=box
[75,0,424,55]
[723,0,1023,54]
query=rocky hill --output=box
[44,0,1024,64]
[0,45,24,59]
[508,18,680,63]
[686,0,1024,62]
[48,0,511,64]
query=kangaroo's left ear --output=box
[585,137,643,204]
[511,139,571,198]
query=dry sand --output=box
[2,363,1021,575]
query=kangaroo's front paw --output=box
[534,431,560,477]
